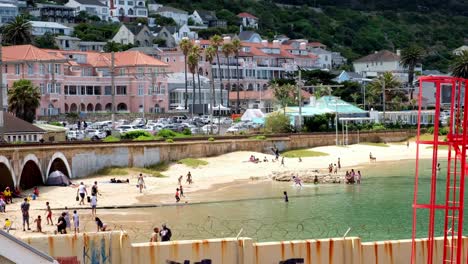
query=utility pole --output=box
[111,51,115,129]
[382,79,386,123]
[0,34,3,142]
[297,68,302,131]
[335,98,338,146]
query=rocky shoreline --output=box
[270,170,346,184]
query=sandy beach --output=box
[0,142,446,239]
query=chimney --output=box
[299,42,306,50]
[261,40,268,46]
[272,40,280,47]
[223,36,231,43]
[396,49,401,56]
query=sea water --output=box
[97,159,467,242]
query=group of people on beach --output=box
[150,223,172,242]
[176,171,192,203]
[345,169,362,184]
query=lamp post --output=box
[334,97,339,146]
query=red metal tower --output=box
[412,76,467,263]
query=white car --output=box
[116,125,138,133]
[201,124,219,134]
[85,129,107,140]
[66,130,85,141]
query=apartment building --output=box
[109,0,148,20]
[2,45,168,117]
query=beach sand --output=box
[0,142,445,238]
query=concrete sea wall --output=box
[16,232,468,264]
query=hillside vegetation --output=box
[158,0,468,71]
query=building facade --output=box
[0,3,17,25]
[154,6,188,26]
[29,4,76,24]
[65,0,109,21]
[30,21,73,36]
[2,45,169,117]
[109,0,148,20]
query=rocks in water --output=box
[271,170,344,184]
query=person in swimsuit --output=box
[45,202,52,225]
[150,227,159,242]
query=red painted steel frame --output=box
[411,76,468,263]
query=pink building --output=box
[2,45,169,117]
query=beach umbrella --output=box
[46,170,71,186]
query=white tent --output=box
[175,105,185,110]
[214,104,230,110]
[241,109,265,121]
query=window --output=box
[118,0,124,4]
[120,68,125,76]
[137,9,146,16]
[46,83,52,93]
[39,64,45,75]
[116,86,127,95]
[137,67,144,77]
[27,64,33,75]
[138,84,144,95]
[104,86,112,95]
[4,65,7,74]
[40,83,45,94]
[102,8,107,14]
[15,64,20,75]
[55,64,61,75]
[127,1,134,6]
[54,83,61,94]
[94,86,101,95]
[86,86,94,95]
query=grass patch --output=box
[178,158,208,168]
[426,145,450,150]
[409,134,446,142]
[133,162,169,177]
[359,142,389,147]
[282,149,329,158]
[94,166,128,176]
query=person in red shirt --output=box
[175,188,180,203]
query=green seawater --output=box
[103,159,468,242]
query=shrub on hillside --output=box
[265,113,293,133]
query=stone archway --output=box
[87,103,94,112]
[46,152,72,180]
[95,103,102,112]
[0,156,15,190]
[18,154,43,190]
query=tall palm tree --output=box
[232,38,242,114]
[187,51,198,116]
[401,46,424,99]
[367,72,402,117]
[452,50,468,78]
[210,35,223,105]
[3,15,32,45]
[8,79,40,123]
[205,46,217,133]
[222,42,234,109]
[191,45,202,107]
[179,38,193,110]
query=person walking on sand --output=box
[45,202,52,225]
[186,172,192,184]
[338,158,341,169]
[64,207,71,232]
[283,191,289,202]
[56,212,67,234]
[73,210,80,234]
[179,185,184,197]
[281,157,285,166]
[357,170,362,184]
[178,175,183,185]
[159,224,172,241]
[91,181,99,197]
[34,215,42,233]
[77,182,87,205]
[137,174,145,193]
[91,195,97,216]
[334,164,338,174]
[150,227,159,242]
[21,198,30,231]
[175,188,181,203]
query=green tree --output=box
[33,32,58,49]
[401,46,424,99]
[232,38,242,113]
[179,38,193,110]
[271,83,295,114]
[221,42,234,108]
[103,41,134,52]
[205,45,217,133]
[2,15,32,45]
[210,35,224,105]
[191,45,203,107]
[187,50,198,115]
[265,112,292,133]
[8,79,40,123]
[367,72,403,112]
[452,50,468,78]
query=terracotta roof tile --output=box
[237,12,258,19]
[1,112,45,134]
[229,89,311,100]
[3,45,64,62]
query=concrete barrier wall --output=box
[16,232,468,264]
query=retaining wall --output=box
[16,232,468,264]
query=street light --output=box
[331,96,339,146]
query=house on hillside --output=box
[55,35,81,50]
[65,0,109,21]
[332,52,347,68]
[29,3,76,24]
[154,6,188,26]
[228,90,311,113]
[333,71,368,84]
[237,12,258,29]
[1,112,46,143]
[0,3,17,25]
[238,31,262,43]
[153,26,177,48]
[147,0,162,12]
[309,48,332,69]
[30,21,73,36]
[112,24,153,46]
[190,10,226,28]
[453,45,468,55]
[109,0,147,20]
[353,50,422,82]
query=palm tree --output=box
[367,72,402,117]
[209,35,223,105]
[205,46,217,133]
[3,15,32,45]
[222,42,234,109]
[232,39,242,113]
[8,79,40,123]
[271,83,295,115]
[452,50,468,78]
[179,38,193,110]
[401,46,424,99]
[191,45,202,108]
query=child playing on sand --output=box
[45,202,52,225]
[283,191,288,202]
[34,215,42,232]
[175,188,181,203]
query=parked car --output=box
[172,115,187,123]
[66,130,85,141]
[85,129,107,140]
[116,125,138,133]
[201,124,219,134]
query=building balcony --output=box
[43,93,60,102]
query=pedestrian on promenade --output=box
[45,202,52,225]
[73,210,80,234]
[21,198,30,231]
[77,182,87,205]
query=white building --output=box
[353,50,422,82]
[154,6,188,26]
[237,12,258,29]
[0,3,17,24]
[109,0,148,19]
[30,21,73,36]
[65,0,109,21]
[453,45,468,55]
[309,47,332,69]
[173,24,197,43]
